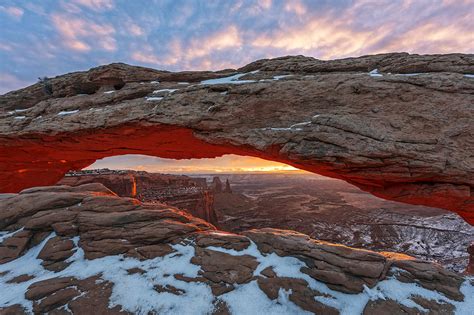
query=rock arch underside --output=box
[1,53,473,224]
[1,53,474,314]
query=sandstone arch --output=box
[1,53,473,224]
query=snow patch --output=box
[153,89,177,94]
[200,73,256,85]
[464,74,474,78]
[8,109,28,115]
[57,110,79,116]
[150,81,160,84]
[369,69,383,77]
[394,73,423,76]
[221,281,310,315]
[273,75,293,80]
[14,116,26,119]
[146,97,163,101]
[0,228,24,243]
[103,91,115,94]
[289,121,311,128]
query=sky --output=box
[86,154,305,174]
[1,0,473,173]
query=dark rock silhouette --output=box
[224,179,232,193]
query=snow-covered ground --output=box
[0,232,473,314]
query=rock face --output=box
[0,53,473,224]
[57,169,218,224]
[0,184,472,314]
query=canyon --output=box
[1,53,474,314]
[56,169,474,273]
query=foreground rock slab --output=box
[0,53,473,224]
[0,184,473,314]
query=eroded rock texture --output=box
[0,53,473,223]
[0,184,472,314]
[57,170,218,224]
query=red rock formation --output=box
[211,177,223,193]
[1,53,473,224]
[57,169,218,225]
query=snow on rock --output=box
[259,121,312,132]
[207,242,474,315]
[394,73,423,76]
[103,91,115,94]
[14,116,26,120]
[464,74,474,78]
[273,75,293,80]
[57,110,79,116]
[0,228,23,243]
[200,73,256,85]
[369,69,383,77]
[153,89,178,94]
[0,235,214,314]
[220,281,310,315]
[8,109,28,115]
[146,97,163,101]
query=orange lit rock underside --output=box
[0,53,473,224]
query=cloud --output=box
[129,23,144,36]
[50,14,117,52]
[284,0,306,16]
[71,0,114,11]
[131,49,162,65]
[251,17,387,59]
[0,73,34,95]
[0,6,24,20]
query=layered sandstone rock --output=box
[57,169,218,224]
[0,184,472,314]
[0,53,473,224]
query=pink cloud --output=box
[0,73,34,94]
[284,0,306,16]
[50,14,117,52]
[252,18,388,59]
[155,26,243,69]
[131,46,162,65]
[129,23,144,36]
[0,6,24,20]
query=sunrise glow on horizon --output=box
[85,154,309,174]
